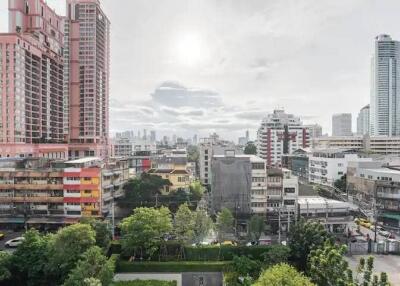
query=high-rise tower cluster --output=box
[0,0,110,159]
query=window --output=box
[284,187,295,194]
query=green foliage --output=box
[83,278,102,286]
[117,261,230,273]
[216,208,234,241]
[231,255,261,280]
[262,245,290,267]
[193,210,213,244]
[354,256,390,286]
[63,246,116,286]
[174,203,196,245]
[189,181,205,201]
[334,174,347,191]
[288,219,333,271]
[187,145,199,163]
[308,241,353,286]
[244,142,257,155]
[248,215,265,241]
[0,251,11,282]
[113,280,177,286]
[254,263,315,286]
[121,173,171,207]
[120,207,173,257]
[47,223,97,284]
[9,229,50,285]
[81,218,112,250]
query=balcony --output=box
[0,197,63,203]
[377,192,400,199]
[0,184,63,190]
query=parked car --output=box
[5,237,24,248]
[222,240,237,246]
[378,230,395,239]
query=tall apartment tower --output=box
[0,0,65,156]
[370,34,400,136]
[64,0,110,159]
[257,109,310,166]
[332,113,352,136]
[357,104,370,135]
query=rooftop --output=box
[65,157,102,164]
[298,196,357,210]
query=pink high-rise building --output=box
[0,0,67,158]
[0,0,110,160]
[64,0,110,159]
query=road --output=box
[0,230,25,253]
[352,223,399,242]
[346,255,400,285]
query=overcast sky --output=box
[1,0,400,141]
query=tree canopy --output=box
[120,207,173,257]
[254,263,315,286]
[193,210,213,244]
[244,142,257,155]
[216,208,234,241]
[248,215,265,241]
[63,246,115,286]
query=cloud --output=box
[151,81,223,108]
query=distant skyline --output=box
[2,0,400,140]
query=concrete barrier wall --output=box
[114,273,182,286]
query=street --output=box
[352,223,399,242]
[0,230,25,253]
[346,255,400,285]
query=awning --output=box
[27,217,64,224]
[0,217,25,224]
[381,212,400,221]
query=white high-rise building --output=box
[370,34,400,136]
[257,110,311,166]
[357,105,370,135]
[332,113,352,136]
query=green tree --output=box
[174,203,196,245]
[248,215,264,241]
[288,220,333,271]
[0,251,11,282]
[9,229,51,285]
[189,181,205,201]
[187,145,199,162]
[216,208,234,241]
[263,245,290,267]
[254,263,315,286]
[355,256,390,286]
[193,210,213,244]
[63,246,115,286]
[334,174,347,192]
[47,223,96,284]
[232,255,261,281]
[121,173,171,207]
[308,241,353,286]
[81,218,112,251]
[83,278,102,286]
[244,142,257,155]
[120,207,173,257]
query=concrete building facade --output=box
[357,105,370,135]
[332,113,352,136]
[370,34,400,137]
[257,110,310,166]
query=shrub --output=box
[117,261,231,273]
[113,281,177,286]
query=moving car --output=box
[5,237,25,248]
[378,230,395,239]
[0,232,4,240]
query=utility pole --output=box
[278,208,281,244]
[373,187,377,243]
[111,200,115,240]
[155,193,158,207]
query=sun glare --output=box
[175,33,204,66]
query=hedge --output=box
[113,240,288,262]
[113,281,177,286]
[117,261,232,273]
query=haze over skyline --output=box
[2,0,400,140]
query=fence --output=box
[347,240,400,255]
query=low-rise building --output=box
[128,151,152,177]
[347,161,400,229]
[0,157,129,228]
[298,196,356,234]
[266,168,299,232]
[314,135,400,155]
[309,149,372,186]
[281,148,310,181]
[148,154,190,194]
